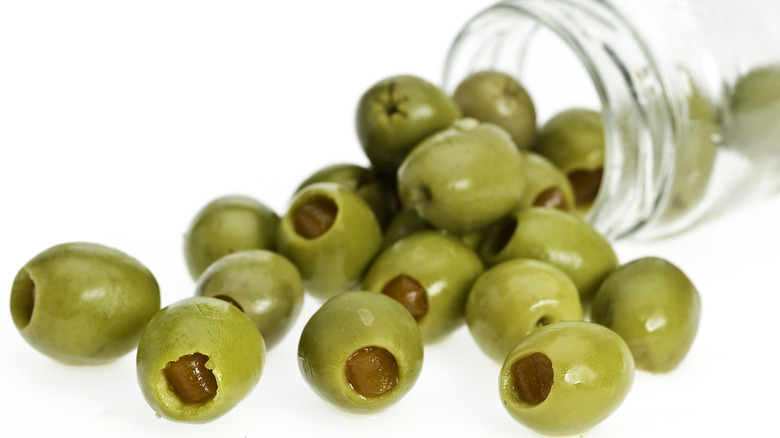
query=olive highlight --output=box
[164,353,219,405]
[345,346,399,398]
[511,352,554,405]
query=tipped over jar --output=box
[444,0,780,239]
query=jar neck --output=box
[444,0,686,240]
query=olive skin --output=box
[730,66,780,154]
[453,70,537,150]
[277,183,383,300]
[295,163,394,228]
[10,242,160,365]
[533,109,604,208]
[381,208,433,249]
[664,82,718,221]
[195,250,304,350]
[297,291,424,413]
[499,321,634,436]
[397,118,525,234]
[356,75,461,178]
[466,258,582,362]
[136,297,265,424]
[534,108,604,173]
[591,257,701,373]
[458,227,487,252]
[184,195,279,280]
[519,151,576,211]
[362,231,484,343]
[479,208,618,302]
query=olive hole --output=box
[532,186,569,211]
[214,294,244,313]
[511,352,554,405]
[381,274,429,321]
[407,185,432,208]
[382,82,409,119]
[568,168,603,206]
[385,104,407,118]
[345,346,398,398]
[293,196,338,239]
[164,352,218,405]
[535,316,553,327]
[485,217,518,257]
[10,269,35,329]
[502,80,519,100]
[355,170,376,190]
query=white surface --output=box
[1,1,778,437]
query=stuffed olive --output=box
[195,249,304,349]
[297,291,424,413]
[10,242,160,365]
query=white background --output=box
[1,1,778,437]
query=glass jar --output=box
[443,0,780,239]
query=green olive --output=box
[295,163,395,228]
[184,195,279,280]
[9,242,160,365]
[663,78,718,222]
[195,250,304,350]
[362,231,484,343]
[356,75,461,178]
[591,257,701,373]
[520,151,576,211]
[397,118,525,234]
[136,297,265,423]
[277,183,383,300]
[533,109,605,209]
[479,208,618,302]
[381,208,433,249]
[466,258,582,362]
[297,291,424,413]
[730,66,780,154]
[499,321,634,436]
[457,227,487,251]
[453,70,537,150]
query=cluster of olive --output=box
[8,70,701,435]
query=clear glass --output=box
[444,0,780,239]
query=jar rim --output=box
[443,0,684,239]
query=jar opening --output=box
[444,0,679,239]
